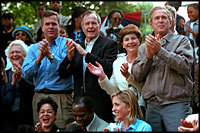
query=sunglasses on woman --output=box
[113,17,122,21]
[15,32,26,36]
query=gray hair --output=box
[5,40,29,58]
[81,10,101,25]
[165,5,177,20]
[149,6,172,22]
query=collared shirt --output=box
[83,36,99,92]
[86,113,96,131]
[184,19,199,48]
[104,119,152,131]
[22,35,74,92]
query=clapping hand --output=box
[11,62,22,85]
[38,39,51,57]
[87,61,106,81]
[120,62,130,79]
[178,119,199,132]
[145,34,161,59]
[66,39,75,60]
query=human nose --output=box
[158,17,163,22]
[112,106,116,112]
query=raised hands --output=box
[66,39,75,60]
[120,62,130,79]
[87,61,106,81]
[11,61,23,85]
[145,34,161,60]
[36,39,50,64]
[66,39,88,60]
[38,39,51,58]
[178,119,199,132]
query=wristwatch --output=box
[49,53,54,62]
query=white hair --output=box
[5,40,29,58]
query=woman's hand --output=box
[11,62,22,85]
[120,62,130,79]
[87,61,106,81]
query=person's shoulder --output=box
[95,114,109,125]
[114,54,127,64]
[177,14,185,20]
[136,119,152,131]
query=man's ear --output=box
[169,19,173,28]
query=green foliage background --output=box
[1,1,153,43]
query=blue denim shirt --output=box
[22,35,74,91]
[105,118,152,132]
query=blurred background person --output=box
[72,96,109,131]
[87,24,146,117]
[165,1,185,34]
[1,11,15,62]
[50,1,69,26]
[66,6,87,43]
[12,25,34,46]
[1,40,34,132]
[35,97,61,132]
[32,3,47,43]
[104,89,152,131]
[101,9,123,41]
[165,5,178,34]
[59,25,68,38]
[35,27,45,42]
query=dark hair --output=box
[188,3,199,10]
[37,97,58,114]
[108,9,123,20]
[166,1,182,11]
[36,27,44,42]
[66,6,87,34]
[65,123,83,132]
[118,24,142,44]
[41,10,60,26]
[38,3,47,10]
[73,96,94,113]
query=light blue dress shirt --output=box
[105,118,152,131]
[22,35,74,91]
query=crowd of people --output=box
[0,1,199,132]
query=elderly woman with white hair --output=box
[1,40,35,132]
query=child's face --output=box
[187,6,199,22]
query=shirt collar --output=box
[160,30,174,44]
[51,35,61,46]
[86,113,96,130]
[125,118,139,131]
[84,35,99,46]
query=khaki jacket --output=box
[131,31,194,105]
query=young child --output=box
[180,3,199,48]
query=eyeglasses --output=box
[15,32,26,36]
[113,18,122,21]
